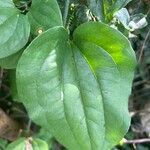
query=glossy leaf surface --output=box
[17,23,136,150]
[28,0,63,35]
[73,22,136,149]
[0,0,30,59]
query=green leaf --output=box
[87,0,132,22]
[36,128,53,146]
[0,138,8,149]
[108,0,132,15]
[5,138,26,150]
[114,8,130,30]
[28,0,63,36]
[0,0,30,59]
[16,23,136,150]
[0,50,23,69]
[6,138,49,150]
[87,0,105,21]
[73,22,136,149]
[32,138,49,150]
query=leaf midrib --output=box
[70,46,93,149]
[80,42,124,147]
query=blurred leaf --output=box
[87,0,132,22]
[6,137,49,150]
[108,0,132,13]
[87,0,104,20]
[0,0,30,59]
[114,8,130,30]
[136,145,150,150]
[28,0,63,36]
[36,128,53,149]
[32,138,49,150]
[6,138,26,150]
[0,138,8,150]
[129,13,148,30]
[75,5,91,24]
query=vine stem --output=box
[0,68,4,89]
[27,119,32,134]
[138,10,150,63]
[125,138,150,144]
[138,28,150,63]
[63,0,70,28]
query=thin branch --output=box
[138,28,150,63]
[146,9,150,16]
[138,10,150,63]
[27,119,32,133]
[125,138,150,144]
[0,68,4,89]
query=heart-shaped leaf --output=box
[28,0,63,35]
[0,0,30,59]
[16,22,136,150]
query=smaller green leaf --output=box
[114,8,130,29]
[6,137,49,150]
[0,50,23,69]
[28,0,63,35]
[105,0,132,21]
[5,138,26,150]
[0,0,30,59]
[87,0,104,21]
[0,138,8,149]
[87,0,132,22]
[36,128,53,144]
[32,139,49,150]
[109,0,132,13]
